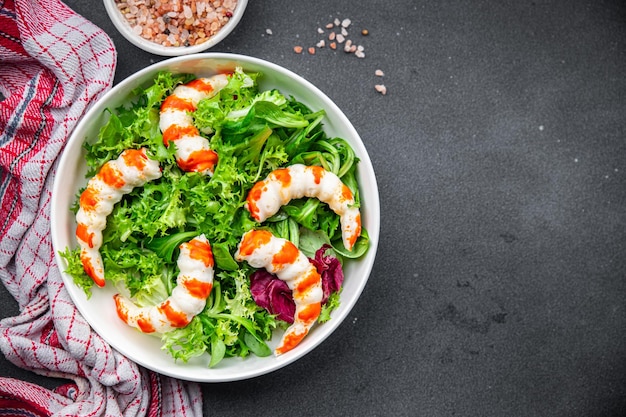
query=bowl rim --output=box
[51,53,380,382]
[102,0,248,56]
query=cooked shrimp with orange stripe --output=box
[245,163,362,251]
[235,229,323,355]
[114,235,215,334]
[159,73,229,175]
[62,68,370,366]
[75,148,161,287]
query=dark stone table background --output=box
[2,1,625,416]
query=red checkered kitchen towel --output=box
[0,0,203,415]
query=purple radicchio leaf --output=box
[250,269,295,323]
[309,244,344,304]
[249,244,344,322]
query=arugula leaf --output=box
[209,336,226,367]
[211,242,239,271]
[243,330,272,357]
[332,228,370,259]
[145,230,198,263]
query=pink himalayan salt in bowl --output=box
[103,0,247,56]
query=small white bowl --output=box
[103,0,248,56]
[51,53,380,382]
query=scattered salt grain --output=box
[291,14,373,65]
[375,69,384,76]
[375,84,387,95]
[266,28,273,35]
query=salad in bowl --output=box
[51,53,379,382]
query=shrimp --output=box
[159,74,229,175]
[75,148,162,287]
[245,164,362,251]
[235,229,323,355]
[114,234,215,334]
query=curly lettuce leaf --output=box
[161,316,209,363]
[319,291,341,323]
[100,242,172,306]
[85,71,189,174]
[59,248,94,297]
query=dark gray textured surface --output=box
[2,1,626,416]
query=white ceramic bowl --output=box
[103,0,247,56]
[51,53,380,382]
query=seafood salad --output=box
[61,68,369,366]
